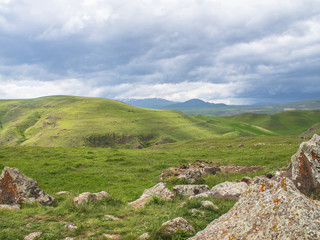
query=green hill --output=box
[220,110,320,136]
[0,96,235,148]
[1,96,319,148]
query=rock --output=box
[138,232,151,239]
[73,191,109,205]
[128,183,175,209]
[227,144,232,148]
[0,204,20,210]
[291,134,320,194]
[65,222,77,231]
[65,238,74,240]
[24,232,42,240]
[265,173,273,179]
[103,233,121,239]
[160,217,194,235]
[188,191,215,200]
[201,201,218,210]
[189,209,204,214]
[173,185,211,197]
[56,191,69,195]
[0,167,55,205]
[159,163,220,183]
[238,143,244,147]
[177,169,203,183]
[240,176,252,185]
[211,181,248,199]
[189,177,320,240]
[105,215,121,221]
[179,202,186,208]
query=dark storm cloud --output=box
[0,0,319,104]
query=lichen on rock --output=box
[189,177,320,239]
[0,167,55,206]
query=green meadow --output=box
[0,96,319,239]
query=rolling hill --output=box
[0,96,319,148]
[0,96,236,148]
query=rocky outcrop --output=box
[189,177,320,240]
[160,217,194,235]
[159,162,220,183]
[210,181,248,199]
[291,134,320,194]
[128,183,175,209]
[173,185,211,197]
[73,191,109,205]
[160,163,264,184]
[0,167,55,206]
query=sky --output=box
[0,0,319,105]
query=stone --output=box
[103,233,121,239]
[65,222,77,231]
[201,201,218,210]
[24,232,42,240]
[73,191,109,205]
[189,177,320,240]
[159,163,220,183]
[105,215,121,221]
[238,143,244,147]
[65,238,74,240]
[138,232,151,239]
[291,134,320,194]
[265,173,273,179]
[211,181,248,199]
[0,204,20,210]
[240,176,252,185]
[173,185,211,197]
[56,191,69,195]
[227,144,232,148]
[189,209,204,214]
[179,202,186,208]
[128,182,175,209]
[160,217,194,235]
[188,191,215,200]
[0,167,55,205]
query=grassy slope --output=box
[0,135,301,239]
[4,96,314,148]
[218,110,320,136]
[0,96,235,148]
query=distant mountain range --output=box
[121,98,320,116]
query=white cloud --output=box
[0,0,319,104]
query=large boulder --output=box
[128,183,175,209]
[210,181,248,199]
[189,177,320,239]
[291,134,320,194]
[0,167,55,206]
[160,217,194,235]
[173,185,211,197]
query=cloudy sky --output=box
[0,0,319,105]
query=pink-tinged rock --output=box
[189,177,320,240]
[73,191,109,205]
[291,134,320,194]
[128,183,175,209]
[210,181,248,199]
[24,232,42,240]
[103,233,121,239]
[0,167,55,206]
[160,217,194,234]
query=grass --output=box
[0,135,302,239]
